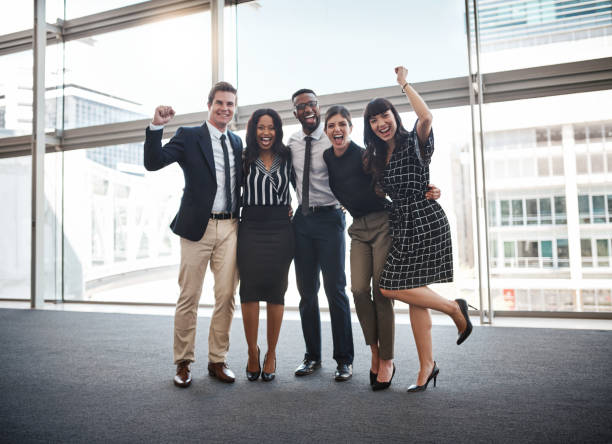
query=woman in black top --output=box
[364,66,473,392]
[238,108,294,382]
[323,105,440,390]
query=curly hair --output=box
[243,108,289,176]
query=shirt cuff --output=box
[149,123,164,131]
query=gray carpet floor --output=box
[1,308,611,443]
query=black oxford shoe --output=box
[334,363,353,382]
[294,359,321,376]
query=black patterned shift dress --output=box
[378,121,453,290]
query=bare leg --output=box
[377,357,394,382]
[241,302,260,372]
[370,344,379,374]
[409,305,435,385]
[264,303,284,373]
[381,286,467,333]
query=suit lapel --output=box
[197,123,215,178]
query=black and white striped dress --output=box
[378,122,453,290]
[237,154,295,304]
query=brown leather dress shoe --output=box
[207,362,236,383]
[174,361,192,388]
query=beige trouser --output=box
[174,218,239,364]
[347,211,395,360]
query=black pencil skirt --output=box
[237,205,295,305]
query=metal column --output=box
[211,0,224,85]
[464,0,493,324]
[31,0,46,308]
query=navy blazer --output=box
[144,123,243,241]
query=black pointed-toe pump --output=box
[455,299,476,345]
[407,362,439,393]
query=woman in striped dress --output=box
[238,108,294,382]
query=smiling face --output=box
[368,109,398,144]
[325,113,352,151]
[207,91,236,131]
[293,92,320,134]
[256,114,276,151]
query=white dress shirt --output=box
[287,122,339,207]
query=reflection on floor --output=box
[1,300,611,330]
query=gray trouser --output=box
[347,211,394,360]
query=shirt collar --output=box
[206,120,228,141]
[299,122,325,142]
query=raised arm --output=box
[144,105,185,171]
[395,66,432,144]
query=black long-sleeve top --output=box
[323,141,387,219]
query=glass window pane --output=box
[537,157,550,176]
[541,240,553,268]
[0,156,31,300]
[63,145,183,302]
[578,195,590,223]
[475,1,612,72]
[551,156,564,176]
[554,196,566,225]
[64,12,211,128]
[512,199,524,225]
[0,2,33,34]
[591,152,604,173]
[501,200,510,226]
[596,239,610,267]
[557,239,569,268]
[526,199,537,224]
[539,198,552,224]
[608,195,612,222]
[235,0,468,105]
[576,154,589,174]
[536,128,548,147]
[592,195,605,223]
[550,127,562,145]
[488,200,497,226]
[574,125,587,143]
[581,239,593,267]
[588,125,604,143]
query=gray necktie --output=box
[220,134,232,213]
[301,136,313,215]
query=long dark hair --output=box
[244,108,289,175]
[363,98,410,184]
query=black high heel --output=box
[407,362,439,393]
[455,299,475,345]
[372,364,395,391]
[261,352,276,382]
[369,370,377,386]
[246,346,261,381]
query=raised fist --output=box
[152,105,176,126]
[395,66,408,87]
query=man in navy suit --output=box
[144,82,243,387]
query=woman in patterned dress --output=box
[238,108,294,382]
[363,66,473,392]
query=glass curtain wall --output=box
[1,0,610,314]
[474,1,612,312]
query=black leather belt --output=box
[210,212,237,220]
[306,205,339,213]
